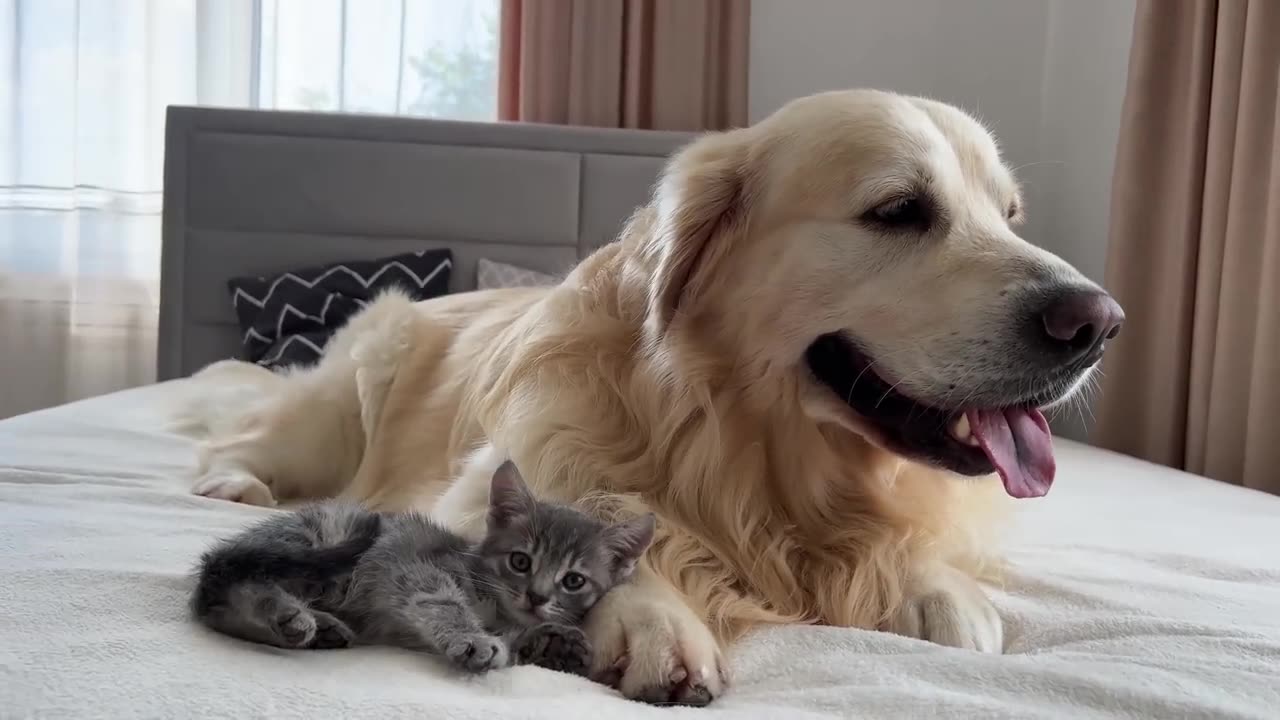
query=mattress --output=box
[2,379,1278,719]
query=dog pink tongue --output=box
[966,407,1055,498]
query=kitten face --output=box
[480,461,655,626]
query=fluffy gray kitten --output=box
[191,461,655,676]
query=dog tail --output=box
[326,288,421,440]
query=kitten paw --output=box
[309,611,355,649]
[446,635,509,673]
[515,622,592,676]
[272,607,317,648]
[192,470,276,507]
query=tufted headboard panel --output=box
[158,106,692,379]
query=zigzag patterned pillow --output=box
[227,249,452,369]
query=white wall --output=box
[749,0,1135,440]
[1035,0,1136,282]
[750,0,1051,201]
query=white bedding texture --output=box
[2,379,1278,719]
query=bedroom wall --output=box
[748,0,1136,441]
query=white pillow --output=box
[476,258,557,290]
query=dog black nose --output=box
[527,592,548,607]
[1040,289,1125,357]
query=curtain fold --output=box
[1093,0,1280,494]
[498,0,748,131]
[0,0,200,419]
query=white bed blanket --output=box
[2,380,1278,719]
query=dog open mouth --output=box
[805,333,1056,499]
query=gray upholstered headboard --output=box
[158,106,693,380]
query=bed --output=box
[3,107,1278,719]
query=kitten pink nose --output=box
[526,591,548,607]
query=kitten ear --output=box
[605,513,656,579]
[488,460,535,529]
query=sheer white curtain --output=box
[0,0,498,419]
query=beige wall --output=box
[749,0,1136,440]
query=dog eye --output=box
[1007,203,1020,220]
[560,572,586,591]
[508,551,532,573]
[865,195,932,232]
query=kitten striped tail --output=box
[191,512,382,615]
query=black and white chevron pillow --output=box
[227,249,452,370]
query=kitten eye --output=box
[560,572,586,591]
[507,551,532,573]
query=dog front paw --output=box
[888,564,1003,653]
[515,622,591,676]
[584,589,728,706]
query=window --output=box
[1,0,502,275]
[257,0,500,121]
[1,0,502,416]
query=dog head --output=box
[642,89,1123,499]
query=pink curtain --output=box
[1093,0,1280,494]
[498,0,748,131]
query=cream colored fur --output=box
[188,89,1101,702]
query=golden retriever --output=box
[188,89,1124,706]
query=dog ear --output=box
[646,130,752,337]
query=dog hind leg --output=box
[189,290,420,505]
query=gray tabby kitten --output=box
[191,461,655,676]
